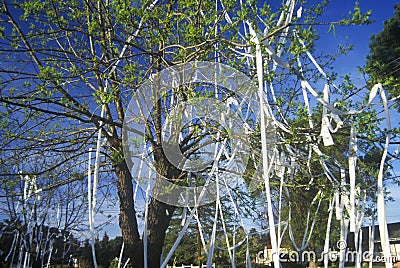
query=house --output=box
[347,222,400,262]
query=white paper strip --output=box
[324,198,334,268]
[207,175,220,267]
[248,21,280,268]
[348,125,357,233]
[369,217,375,268]
[143,167,152,268]
[335,190,342,220]
[376,85,392,268]
[339,218,349,268]
[320,84,334,146]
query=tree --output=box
[0,1,274,266]
[0,0,377,267]
[365,4,400,104]
[0,168,87,267]
[0,219,81,267]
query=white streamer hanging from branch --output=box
[143,166,152,268]
[375,84,392,268]
[320,84,335,146]
[369,217,375,268]
[348,124,357,233]
[323,197,334,268]
[248,21,280,268]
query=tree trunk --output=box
[145,146,182,267]
[114,142,182,268]
[114,161,143,268]
[147,197,176,268]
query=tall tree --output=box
[0,1,267,266]
[365,4,400,104]
[0,0,376,267]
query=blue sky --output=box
[318,0,397,81]
[317,0,400,224]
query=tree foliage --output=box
[366,4,400,103]
[0,0,388,267]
